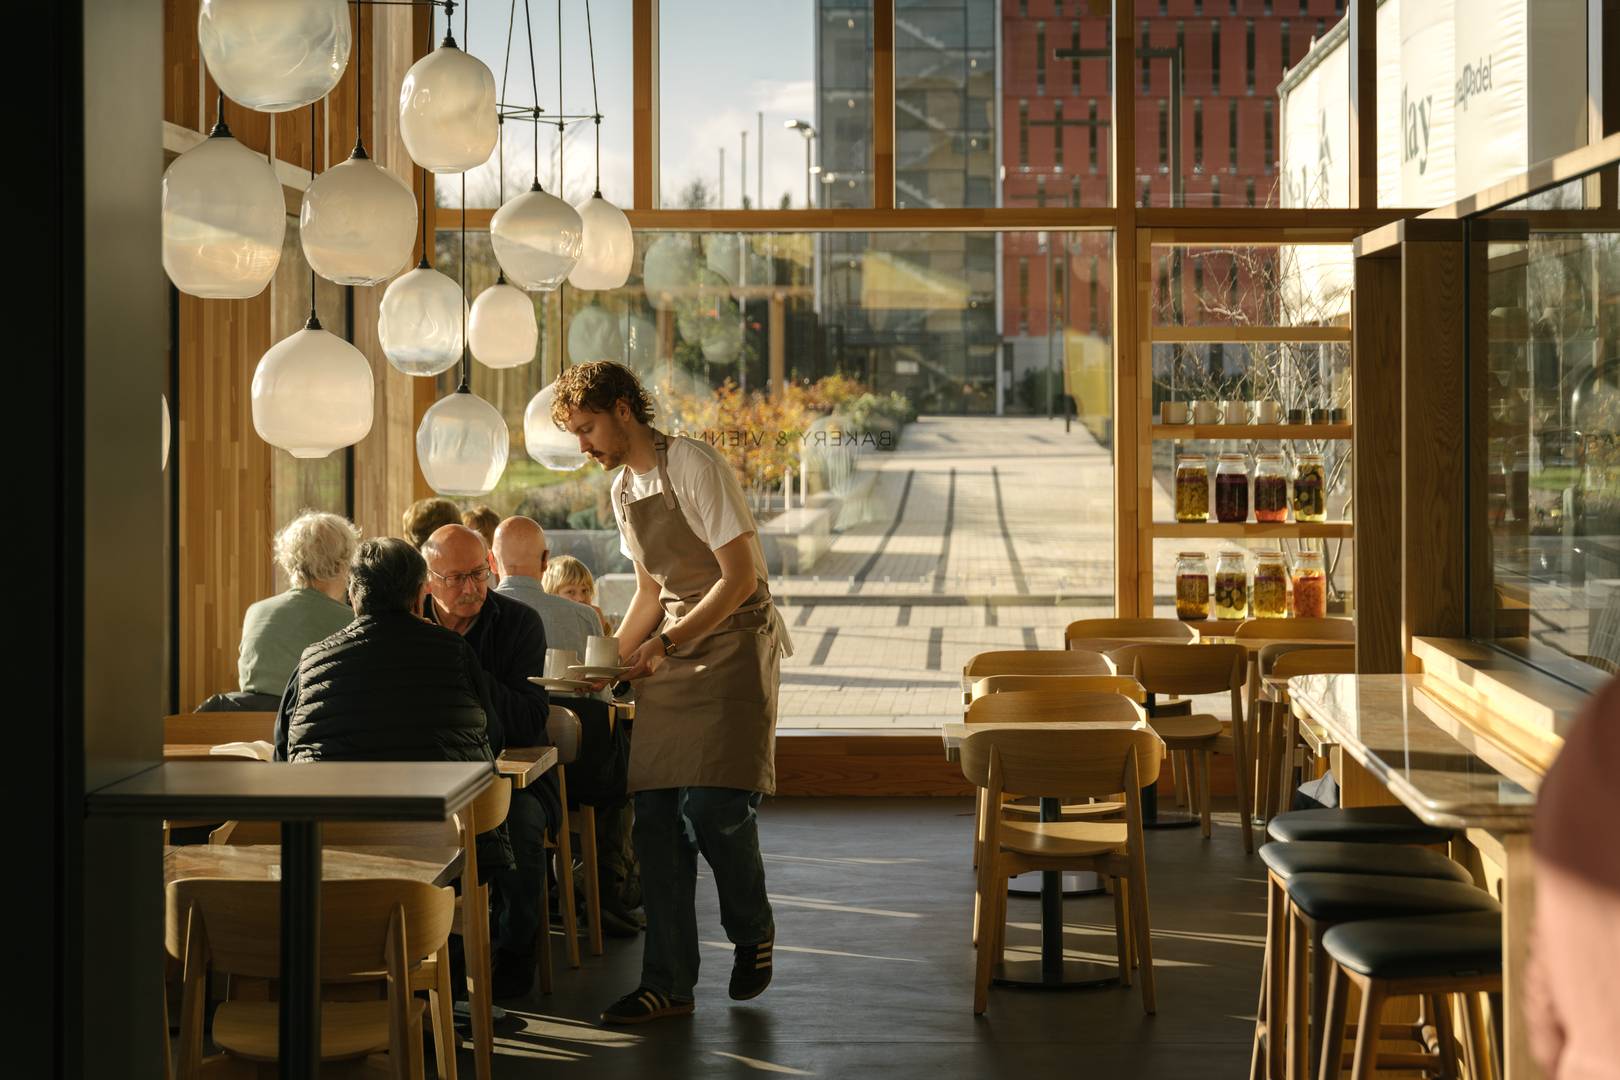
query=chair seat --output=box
[1259,841,1473,884]
[999,819,1128,858]
[213,999,420,1062]
[1266,806,1456,846]
[1003,800,1124,820]
[1151,714,1223,745]
[1322,911,1503,980]
[1284,872,1500,924]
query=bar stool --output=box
[1267,805,1455,847]
[1250,842,1474,1080]
[1283,873,1499,1080]
[1318,911,1503,1080]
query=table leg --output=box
[280,820,321,1080]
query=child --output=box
[543,554,612,634]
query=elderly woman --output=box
[234,511,361,705]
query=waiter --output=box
[553,360,789,1026]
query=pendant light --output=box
[162,94,285,299]
[566,303,622,364]
[524,382,588,472]
[301,4,417,285]
[642,234,697,311]
[418,174,509,497]
[198,0,350,113]
[379,168,466,376]
[161,395,171,470]
[568,1,633,291]
[399,7,497,174]
[468,115,538,368]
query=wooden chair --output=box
[1109,643,1253,852]
[1254,646,1355,824]
[960,726,1163,1015]
[960,649,1111,706]
[1064,618,1197,650]
[545,705,600,965]
[1233,619,1354,749]
[970,673,1146,703]
[166,877,455,1079]
[163,712,277,746]
[159,746,266,843]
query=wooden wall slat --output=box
[1352,251,1402,671]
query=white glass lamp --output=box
[566,304,624,364]
[417,386,509,496]
[567,193,634,290]
[378,263,466,376]
[490,182,584,291]
[469,277,538,369]
[704,233,743,287]
[641,234,697,311]
[398,34,497,173]
[198,0,351,112]
[162,115,285,299]
[524,382,588,472]
[251,314,375,458]
[300,144,418,285]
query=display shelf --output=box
[1151,423,1352,440]
[1148,521,1355,539]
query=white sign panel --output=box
[1398,0,1456,206]
[1280,34,1349,208]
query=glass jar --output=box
[1292,549,1327,618]
[1254,453,1289,522]
[1252,549,1289,618]
[1213,551,1248,619]
[1292,452,1327,522]
[1175,454,1210,522]
[1175,551,1210,622]
[1214,454,1250,523]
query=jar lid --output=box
[1217,452,1247,460]
[1218,549,1246,557]
[1256,452,1284,460]
[1176,453,1207,461]
[1177,551,1208,559]
[1297,451,1324,460]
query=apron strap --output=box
[650,429,678,510]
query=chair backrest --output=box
[1270,647,1356,679]
[962,649,1111,686]
[164,713,276,746]
[1110,642,1246,698]
[210,816,461,847]
[1064,618,1196,649]
[545,705,582,765]
[966,689,1145,727]
[971,674,1146,703]
[165,877,454,980]
[959,726,1164,801]
[1255,640,1349,676]
[1233,617,1354,643]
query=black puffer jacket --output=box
[274,611,514,873]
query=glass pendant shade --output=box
[378,266,466,376]
[567,195,634,290]
[162,395,171,470]
[701,314,743,365]
[399,42,497,173]
[524,383,588,472]
[490,184,584,291]
[704,233,743,287]
[162,129,285,299]
[417,387,509,496]
[469,282,538,369]
[641,234,698,311]
[566,304,624,364]
[198,0,351,112]
[300,150,418,285]
[252,320,375,458]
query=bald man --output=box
[492,516,601,661]
[424,523,558,998]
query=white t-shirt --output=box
[612,435,770,584]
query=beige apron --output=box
[617,430,780,795]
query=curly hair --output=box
[401,497,463,550]
[550,360,655,427]
[274,511,362,590]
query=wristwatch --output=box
[658,631,677,656]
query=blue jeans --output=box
[634,787,774,1000]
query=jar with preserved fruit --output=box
[1214,454,1250,523]
[1292,549,1327,618]
[1254,453,1288,522]
[1293,452,1327,522]
[1175,455,1210,522]
[1213,551,1248,619]
[1176,551,1211,621]
[1252,549,1289,618]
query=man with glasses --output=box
[423,523,557,999]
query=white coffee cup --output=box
[585,635,620,669]
[1224,399,1249,424]
[1160,401,1188,424]
[1192,400,1220,425]
[544,648,580,679]
[1254,400,1282,424]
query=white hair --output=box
[273,511,361,589]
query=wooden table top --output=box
[164,843,463,888]
[495,745,559,789]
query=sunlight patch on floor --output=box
[701,939,928,964]
[710,1050,816,1075]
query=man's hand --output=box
[619,637,667,682]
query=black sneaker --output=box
[729,932,774,1001]
[600,987,695,1026]
[491,948,535,1001]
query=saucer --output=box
[567,664,631,679]
[528,676,595,692]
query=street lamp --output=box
[785,119,817,208]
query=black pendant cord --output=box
[498,0,517,206]
[458,172,470,392]
[210,91,229,137]
[308,103,320,328]
[418,166,430,269]
[586,0,601,196]
[525,0,540,186]
[555,0,564,196]
[352,0,365,154]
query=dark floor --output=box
[472,797,1266,1080]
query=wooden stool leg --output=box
[1348,981,1385,1080]
[1318,964,1350,1080]
[1286,908,1309,1080]
[1462,992,1491,1080]
[580,805,603,957]
[470,882,495,1080]
[1199,749,1214,838]
[1268,877,1289,1080]
[430,945,459,1080]
[1113,876,1132,987]
[1250,917,1270,1080]
[1308,923,1330,1078]
[555,775,581,969]
[1428,994,1460,1080]
[535,857,554,995]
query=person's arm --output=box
[615,559,665,657]
[620,534,757,681]
[464,641,504,758]
[272,672,298,761]
[478,605,551,748]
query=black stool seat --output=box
[1322,911,1502,980]
[1259,841,1472,884]
[1267,806,1456,846]
[1285,872,1500,923]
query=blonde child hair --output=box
[542,555,596,602]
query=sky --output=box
[450,1,822,209]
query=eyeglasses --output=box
[429,566,491,589]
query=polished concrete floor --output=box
[474,797,1266,1079]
